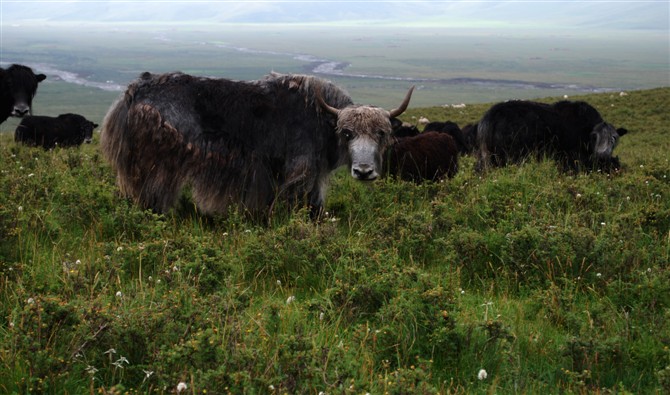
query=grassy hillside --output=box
[0,87,668,394]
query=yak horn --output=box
[316,89,341,116]
[389,86,415,118]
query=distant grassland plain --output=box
[1,24,668,130]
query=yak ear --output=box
[36,74,47,82]
[617,127,628,136]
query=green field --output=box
[0,83,668,393]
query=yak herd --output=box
[1,63,629,219]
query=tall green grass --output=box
[0,88,668,393]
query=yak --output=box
[475,100,628,172]
[100,71,414,218]
[15,113,98,149]
[422,120,471,154]
[386,131,459,183]
[391,117,420,138]
[0,64,46,124]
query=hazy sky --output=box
[1,0,668,31]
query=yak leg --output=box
[269,156,321,218]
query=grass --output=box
[0,87,668,394]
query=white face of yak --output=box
[318,86,415,181]
[336,106,393,181]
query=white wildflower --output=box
[28,173,34,177]
[319,312,325,321]
[176,382,188,393]
[104,348,117,355]
[18,206,23,212]
[477,368,488,380]
[269,384,275,390]
[596,273,602,278]
[286,295,296,305]
[116,246,123,252]
[26,298,35,305]
[115,291,123,298]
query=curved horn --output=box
[316,88,341,116]
[389,85,415,118]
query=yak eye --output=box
[377,130,387,140]
[341,129,353,141]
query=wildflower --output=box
[104,348,117,355]
[177,382,188,393]
[576,193,582,198]
[112,356,129,369]
[477,368,488,380]
[28,173,34,177]
[596,273,602,278]
[115,291,123,298]
[116,246,123,252]
[277,280,281,286]
[143,370,154,383]
[75,259,81,265]
[269,385,275,391]
[18,206,23,212]
[286,295,296,305]
[319,312,325,321]
[600,222,606,226]
[86,365,98,375]
[26,298,35,305]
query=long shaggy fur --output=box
[101,71,353,217]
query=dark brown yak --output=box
[386,131,459,183]
[100,71,413,218]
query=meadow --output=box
[0,83,668,394]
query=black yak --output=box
[391,117,420,138]
[15,113,98,149]
[423,120,471,154]
[386,131,459,183]
[475,100,627,172]
[101,71,414,218]
[0,64,46,124]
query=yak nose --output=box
[352,164,377,180]
[12,105,30,117]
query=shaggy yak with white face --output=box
[100,71,413,218]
